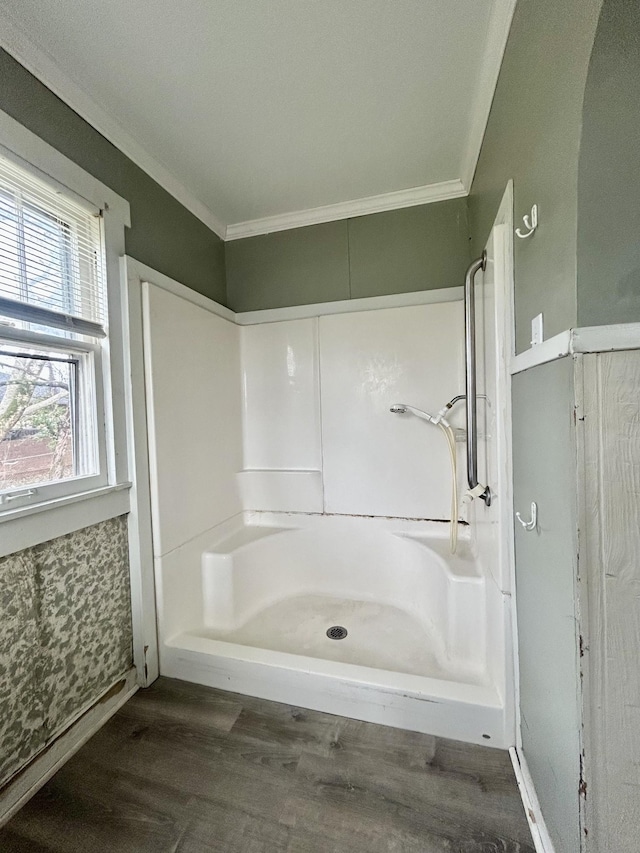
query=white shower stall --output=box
[137,228,514,748]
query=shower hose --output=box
[437,420,458,554]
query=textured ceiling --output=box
[0,0,510,229]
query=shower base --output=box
[198,594,454,679]
[161,512,507,747]
[164,628,503,747]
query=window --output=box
[0,151,109,508]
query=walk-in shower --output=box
[141,251,512,749]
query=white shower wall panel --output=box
[320,302,465,519]
[240,318,322,470]
[142,284,243,557]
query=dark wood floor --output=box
[0,678,534,852]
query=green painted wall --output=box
[0,49,226,304]
[226,221,350,312]
[348,200,470,300]
[469,0,602,353]
[225,198,470,312]
[577,0,640,327]
[469,7,617,849]
[512,357,580,853]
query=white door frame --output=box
[493,185,556,853]
[122,256,160,686]
[490,180,519,742]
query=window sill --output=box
[0,482,132,558]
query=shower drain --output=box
[326,625,348,640]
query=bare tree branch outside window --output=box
[0,351,74,488]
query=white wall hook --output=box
[515,204,538,239]
[516,501,537,531]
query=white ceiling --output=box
[0,1,515,238]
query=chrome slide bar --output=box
[464,250,491,506]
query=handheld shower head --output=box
[389,403,436,424]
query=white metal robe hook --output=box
[515,204,538,239]
[516,502,538,531]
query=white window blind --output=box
[0,152,107,338]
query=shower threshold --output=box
[163,622,505,748]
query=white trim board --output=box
[235,286,464,325]
[0,669,137,827]
[225,180,467,240]
[510,324,640,375]
[487,180,518,746]
[0,485,130,560]
[510,331,573,375]
[509,747,556,853]
[571,323,640,354]
[122,257,161,687]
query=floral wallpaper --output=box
[0,516,132,786]
[0,549,43,784]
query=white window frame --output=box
[0,326,108,503]
[0,109,132,557]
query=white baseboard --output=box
[510,746,555,853]
[0,668,138,827]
